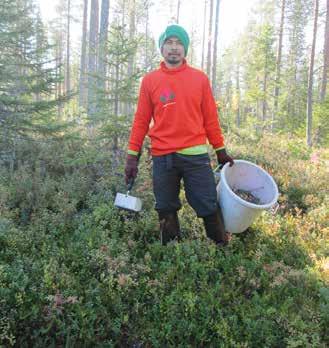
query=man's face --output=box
[161,36,185,67]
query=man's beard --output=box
[165,55,182,65]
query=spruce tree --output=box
[0,0,65,160]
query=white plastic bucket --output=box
[217,160,279,234]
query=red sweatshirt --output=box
[128,59,225,156]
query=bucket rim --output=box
[220,159,279,210]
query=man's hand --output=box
[125,154,139,185]
[216,148,234,168]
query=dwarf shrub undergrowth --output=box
[0,134,328,347]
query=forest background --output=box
[0,0,328,346]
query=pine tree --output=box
[211,0,221,95]
[273,0,286,130]
[307,0,319,147]
[320,0,329,102]
[79,0,88,108]
[87,0,99,121]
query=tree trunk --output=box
[57,31,63,118]
[211,0,220,95]
[145,2,149,69]
[206,0,214,78]
[201,0,207,71]
[88,0,99,119]
[65,0,71,94]
[177,0,181,23]
[236,65,240,127]
[114,60,119,150]
[320,0,329,101]
[307,0,319,147]
[126,0,135,115]
[79,0,88,108]
[273,0,286,130]
[119,2,126,115]
[262,67,268,123]
[98,0,110,91]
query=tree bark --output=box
[236,65,240,127]
[177,0,181,23]
[320,0,329,101]
[114,60,119,150]
[206,0,213,78]
[88,0,99,119]
[65,0,71,94]
[262,65,268,122]
[201,0,207,71]
[126,0,135,115]
[212,0,220,95]
[273,0,286,130]
[79,0,88,108]
[145,1,149,69]
[307,0,319,147]
[98,0,110,91]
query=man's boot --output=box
[158,211,181,245]
[203,208,230,246]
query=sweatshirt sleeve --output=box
[201,75,225,150]
[128,76,153,153]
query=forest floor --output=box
[0,132,328,347]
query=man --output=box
[125,24,234,246]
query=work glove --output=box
[216,148,234,168]
[125,154,139,185]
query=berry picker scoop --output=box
[114,178,142,213]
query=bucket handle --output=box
[270,202,280,215]
[213,164,221,175]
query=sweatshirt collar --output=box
[160,59,187,74]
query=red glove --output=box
[125,154,139,185]
[216,148,234,168]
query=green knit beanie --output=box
[158,24,190,56]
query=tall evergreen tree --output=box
[0,0,65,169]
[282,0,311,129]
[97,24,141,149]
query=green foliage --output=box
[0,0,67,163]
[92,24,145,150]
[313,99,329,146]
[0,134,328,346]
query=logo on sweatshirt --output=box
[160,89,175,104]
